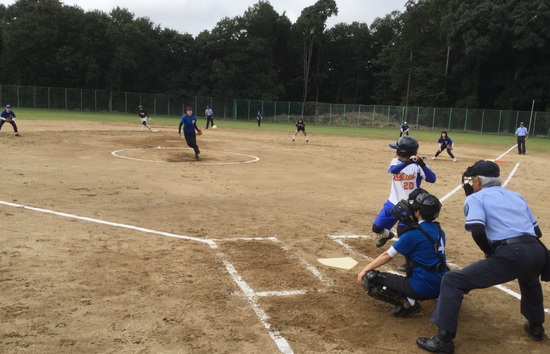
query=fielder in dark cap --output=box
[417,160,547,353]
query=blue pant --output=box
[431,237,545,335]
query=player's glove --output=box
[5,117,12,123]
[196,129,202,136]
[446,144,453,150]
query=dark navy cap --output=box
[464,160,500,178]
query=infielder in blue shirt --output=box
[515,121,528,155]
[0,104,21,136]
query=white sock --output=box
[407,298,416,306]
[380,229,390,238]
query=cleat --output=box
[391,301,421,318]
[376,231,395,248]
[524,322,544,341]
[452,158,457,162]
[15,133,21,137]
[416,335,454,353]
[432,156,436,160]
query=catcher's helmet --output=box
[409,189,441,221]
[389,136,419,158]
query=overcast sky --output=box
[0,0,406,36]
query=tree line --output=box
[1,0,549,111]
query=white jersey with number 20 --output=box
[387,157,426,205]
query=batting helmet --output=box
[409,189,441,221]
[389,136,419,158]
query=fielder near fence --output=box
[1,84,548,137]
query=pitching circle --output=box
[111,147,260,165]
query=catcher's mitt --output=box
[196,129,202,136]
[5,117,12,123]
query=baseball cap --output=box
[5,104,11,108]
[463,160,500,178]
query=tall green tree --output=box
[323,22,373,103]
[294,0,338,104]
[446,0,550,109]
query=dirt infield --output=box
[1,120,548,353]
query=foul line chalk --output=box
[0,198,296,353]
[0,200,217,248]
[438,148,517,202]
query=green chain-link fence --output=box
[1,84,548,137]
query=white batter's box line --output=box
[278,243,334,288]
[255,290,308,297]
[216,252,294,354]
[213,236,279,242]
[215,235,333,288]
[329,234,371,240]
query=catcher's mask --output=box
[461,160,500,196]
[389,136,419,158]
[391,188,441,224]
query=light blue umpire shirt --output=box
[464,185,538,242]
[515,126,528,136]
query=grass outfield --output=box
[16,107,550,152]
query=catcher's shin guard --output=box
[362,270,408,308]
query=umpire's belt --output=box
[491,235,537,252]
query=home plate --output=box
[317,257,358,270]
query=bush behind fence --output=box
[1,84,548,137]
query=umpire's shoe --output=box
[524,322,545,341]
[416,335,454,353]
[376,231,395,248]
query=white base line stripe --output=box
[0,200,217,248]
[0,199,294,353]
[218,254,294,354]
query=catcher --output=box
[432,131,456,162]
[0,104,21,136]
[178,106,202,160]
[357,189,448,317]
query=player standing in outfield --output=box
[400,121,410,137]
[432,131,456,162]
[358,189,447,317]
[0,104,21,136]
[293,118,308,142]
[205,106,214,129]
[515,121,528,154]
[137,105,153,132]
[256,111,262,127]
[178,106,202,160]
[373,136,436,248]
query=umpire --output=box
[417,160,546,353]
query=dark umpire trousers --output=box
[431,236,546,335]
[517,136,526,154]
